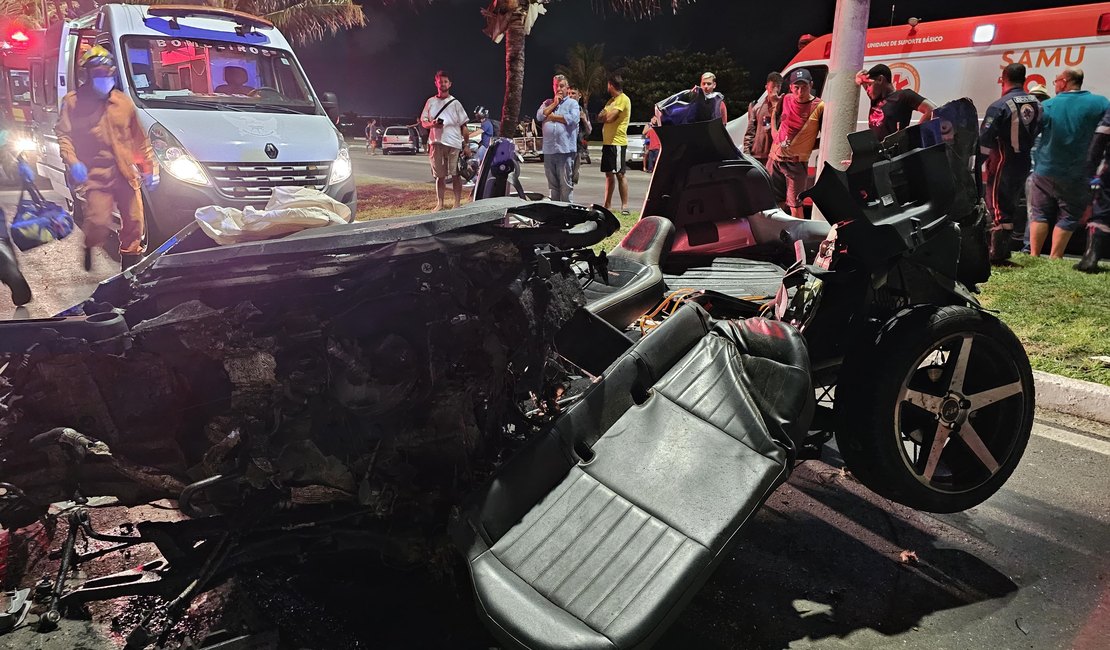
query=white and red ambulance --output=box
[728,2,1110,146]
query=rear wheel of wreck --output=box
[835,305,1034,513]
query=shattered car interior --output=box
[0,103,1034,649]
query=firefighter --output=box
[56,46,158,271]
[979,62,1043,263]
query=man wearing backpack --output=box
[56,46,158,272]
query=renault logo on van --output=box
[265,143,279,159]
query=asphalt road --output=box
[349,141,655,210]
[2,185,1108,649]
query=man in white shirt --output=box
[420,70,470,210]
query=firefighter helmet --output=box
[80,45,116,70]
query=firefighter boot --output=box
[989,225,1012,264]
[121,253,144,272]
[0,235,32,306]
[1074,225,1104,274]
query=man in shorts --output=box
[597,74,632,214]
[1028,68,1110,257]
[419,70,470,210]
[769,68,824,219]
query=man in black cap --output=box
[980,62,1043,263]
[856,63,936,140]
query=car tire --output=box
[834,305,1034,513]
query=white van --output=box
[728,2,1110,149]
[28,4,355,244]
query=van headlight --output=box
[329,145,352,185]
[149,123,209,186]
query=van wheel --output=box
[834,306,1034,513]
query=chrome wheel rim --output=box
[894,332,1027,494]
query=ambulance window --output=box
[781,65,829,98]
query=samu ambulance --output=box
[27,4,355,245]
[728,2,1110,148]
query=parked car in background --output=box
[382,125,422,154]
[337,114,369,139]
[625,122,649,167]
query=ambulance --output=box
[26,4,355,245]
[0,26,42,163]
[728,2,1110,147]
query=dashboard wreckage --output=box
[0,103,1035,649]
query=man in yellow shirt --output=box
[597,74,632,214]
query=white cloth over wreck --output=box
[195,187,353,245]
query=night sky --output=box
[298,0,1080,119]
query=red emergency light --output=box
[9,30,29,42]
[1099,13,1110,35]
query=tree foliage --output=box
[617,48,748,121]
[116,0,366,45]
[555,43,607,114]
[0,0,46,28]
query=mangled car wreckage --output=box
[0,103,1035,648]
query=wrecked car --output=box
[0,101,1034,649]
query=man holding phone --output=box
[420,70,470,210]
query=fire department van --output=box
[0,27,43,165]
[727,2,1110,148]
[27,4,355,245]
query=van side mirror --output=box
[321,91,339,120]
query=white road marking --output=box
[1033,422,1110,455]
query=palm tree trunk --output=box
[501,9,526,138]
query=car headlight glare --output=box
[168,156,206,185]
[149,123,209,186]
[13,138,35,154]
[329,146,352,185]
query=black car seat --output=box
[583,216,674,328]
[455,303,813,649]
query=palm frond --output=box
[591,0,695,19]
[113,0,365,45]
[253,0,365,44]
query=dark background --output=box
[299,0,1082,118]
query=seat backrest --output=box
[466,304,713,544]
[671,161,777,228]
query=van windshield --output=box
[122,36,320,115]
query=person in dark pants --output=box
[0,161,33,305]
[1078,105,1110,272]
[979,63,1043,263]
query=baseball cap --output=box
[790,68,813,85]
[866,64,892,81]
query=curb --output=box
[1033,370,1110,425]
